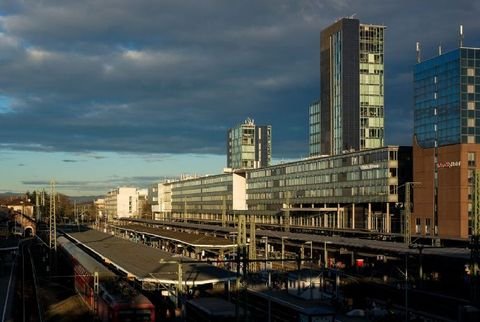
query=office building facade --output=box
[227,118,271,169]
[169,172,247,222]
[319,18,385,156]
[247,146,409,232]
[413,47,480,239]
[309,100,321,156]
[152,146,411,234]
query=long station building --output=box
[151,146,412,237]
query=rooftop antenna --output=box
[438,44,442,56]
[459,24,464,47]
[416,42,421,63]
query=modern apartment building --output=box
[227,118,271,169]
[413,46,480,239]
[319,18,385,156]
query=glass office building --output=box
[246,146,410,232]
[227,118,272,169]
[413,47,480,239]
[414,48,480,147]
[320,18,385,155]
[309,100,321,156]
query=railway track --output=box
[14,239,43,322]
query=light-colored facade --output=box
[94,198,105,221]
[169,172,247,222]
[227,118,271,169]
[359,23,385,150]
[320,18,385,155]
[5,199,34,217]
[149,181,173,220]
[104,187,138,220]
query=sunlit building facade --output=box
[247,146,410,232]
[413,46,480,239]
[153,146,411,233]
[104,187,138,219]
[169,172,247,221]
[227,118,271,169]
[320,18,385,155]
[309,100,321,156]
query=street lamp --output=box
[261,236,268,270]
[304,241,313,267]
[281,236,288,269]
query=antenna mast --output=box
[416,42,421,63]
[459,25,464,47]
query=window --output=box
[469,169,475,183]
[425,218,431,235]
[468,152,476,167]
[415,218,421,234]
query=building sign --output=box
[359,164,380,170]
[438,161,461,168]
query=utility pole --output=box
[284,191,290,232]
[249,215,256,272]
[183,197,188,223]
[403,182,420,246]
[405,183,412,246]
[49,180,56,251]
[222,195,227,227]
[35,192,40,221]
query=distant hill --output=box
[0,192,100,205]
[0,192,22,201]
[68,196,102,204]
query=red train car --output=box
[58,236,155,322]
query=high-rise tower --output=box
[318,18,385,156]
[413,43,480,240]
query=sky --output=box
[1,0,479,197]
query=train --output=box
[57,236,155,322]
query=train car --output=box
[57,236,155,322]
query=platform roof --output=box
[112,224,236,249]
[65,229,236,288]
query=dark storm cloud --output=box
[0,0,479,158]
